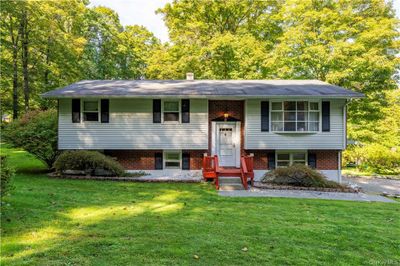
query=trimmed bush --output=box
[262,165,344,188]
[54,151,125,177]
[1,155,15,199]
[3,110,59,168]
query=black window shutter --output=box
[155,152,163,170]
[268,151,275,170]
[182,152,190,170]
[181,99,190,123]
[72,99,80,123]
[322,101,330,132]
[261,101,269,132]
[153,99,161,123]
[101,99,109,123]
[308,152,317,169]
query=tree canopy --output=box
[1,0,399,171]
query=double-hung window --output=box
[276,152,307,168]
[271,101,320,132]
[163,100,180,122]
[164,151,181,169]
[83,100,99,122]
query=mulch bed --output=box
[253,182,359,193]
[47,173,202,183]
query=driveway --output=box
[342,176,400,195]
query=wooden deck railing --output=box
[202,155,220,189]
[203,155,254,190]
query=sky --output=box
[88,0,171,43]
[89,0,400,43]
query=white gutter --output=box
[41,94,365,100]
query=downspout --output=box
[340,99,350,183]
[338,151,342,183]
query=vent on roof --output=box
[186,73,194,81]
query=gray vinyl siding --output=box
[245,99,345,150]
[58,98,208,150]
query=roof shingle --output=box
[41,79,364,98]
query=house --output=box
[42,76,364,182]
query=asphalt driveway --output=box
[342,176,400,195]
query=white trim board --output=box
[211,121,241,168]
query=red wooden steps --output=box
[217,167,242,177]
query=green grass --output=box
[1,144,400,265]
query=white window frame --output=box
[270,100,321,133]
[82,99,100,123]
[162,99,181,124]
[276,151,308,168]
[164,150,182,169]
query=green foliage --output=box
[1,1,160,116]
[345,89,400,174]
[343,144,400,175]
[0,155,15,199]
[262,165,344,188]
[3,110,59,168]
[54,150,125,177]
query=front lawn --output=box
[1,145,399,265]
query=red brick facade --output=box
[245,150,270,170]
[309,150,339,170]
[105,149,206,170]
[208,100,245,156]
[105,150,161,170]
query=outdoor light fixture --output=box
[224,112,229,121]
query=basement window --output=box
[276,152,307,168]
[164,151,181,169]
[83,100,99,122]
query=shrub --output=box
[1,155,15,199]
[262,165,343,188]
[343,144,400,175]
[3,110,59,168]
[54,150,125,176]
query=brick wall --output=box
[310,150,339,170]
[208,100,245,156]
[243,150,339,170]
[105,150,160,170]
[245,150,272,170]
[105,149,206,170]
[183,150,207,170]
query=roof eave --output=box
[41,94,365,99]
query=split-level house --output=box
[42,77,364,182]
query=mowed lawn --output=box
[1,145,399,265]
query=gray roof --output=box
[41,80,364,99]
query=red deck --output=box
[202,155,254,190]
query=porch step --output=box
[219,184,245,191]
[219,177,242,185]
[218,177,244,191]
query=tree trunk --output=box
[8,14,20,119]
[44,37,51,88]
[12,46,19,119]
[20,10,30,112]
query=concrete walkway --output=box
[342,176,400,195]
[219,188,396,203]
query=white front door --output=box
[218,124,236,166]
